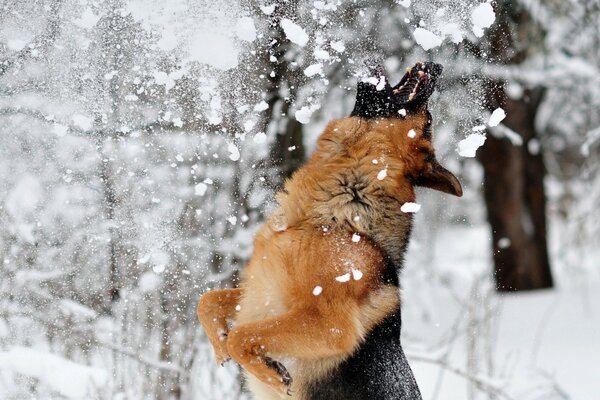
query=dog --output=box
[198,62,462,399]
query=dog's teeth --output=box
[408,92,415,100]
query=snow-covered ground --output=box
[401,224,600,400]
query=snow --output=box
[351,269,363,281]
[401,202,421,213]
[0,347,108,399]
[295,105,319,124]
[228,143,241,161]
[413,28,443,50]
[471,2,496,38]
[188,31,239,70]
[330,40,345,53]
[72,114,93,131]
[260,4,275,15]
[488,107,506,126]
[458,133,487,157]
[352,233,361,242]
[304,63,323,77]
[253,101,269,112]
[335,273,351,283]
[407,129,417,138]
[280,19,309,47]
[397,0,411,8]
[377,168,388,180]
[312,286,323,296]
[235,17,256,42]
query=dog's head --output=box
[314,62,462,200]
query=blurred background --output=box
[0,0,598,399]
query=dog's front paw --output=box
[214,328,231,366]
[265,357,293,395]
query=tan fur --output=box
[198,113,456,398]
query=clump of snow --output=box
[471,2,496,37]
[351,269,363,281]
[377,168,388,180]
[498,237,511,249]
[253,132,267,143]
[261,4,275,15]
[312,286,323,296]
[227,216,237,225]
[397,0,411,8]
[72,114,93,131]
[398,109,407,117]
[194,182,208,196]
[330,40,345,53]
[458,133,487,157]
[401,202,421,213]
[408,129,417,138]
[352,233,361,242]
[228,143,240,161]
[235,17,256,42]
[335,273,351,283]
[304,63,323,77]
[488,107,506,127]
[280,19,309,47]
[413,28,443,50]
[253,101,269,112]
[295,104,320,124]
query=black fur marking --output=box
[265,356,293,387]
[305,297,422,399]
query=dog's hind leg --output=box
[226,305,360,396]
[197,288,243,365]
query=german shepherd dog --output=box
[198,62,462,399]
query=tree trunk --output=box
[478,87,553,291]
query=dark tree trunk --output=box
[476,1,554,291]
[479,88,554,291]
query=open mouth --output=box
[350,62,442,119]
[392,62,442,106]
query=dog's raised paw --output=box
[264,357,293,387]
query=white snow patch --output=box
[471,2,496,37]
[280,19,309,47]
[72,114,93,131]
[74,8,101,29]
[330,40,345,53]
[335,273,351,283]
[408,129,417,138]
[227,216,237,225]
[304,63,323,77]
[401,202,421,213]
[253,101,269,112]
[139,271,162,292]
[398,109,407,117]
[352,269,363,281]
[397,0,411,8]
[458,134,487,157]
[261,4,276,15]
[488,107,506,127]
[227,143,241,161]
[0,347,108,399]
[377,168,388,180]
[195,182,208,196]
[295,105,319,124]
[253,132,267,143]
[188,31,238,70]
[352,233,361,243]
[413,28,443,51]
[312,286,323,296]
[235,17,256,42]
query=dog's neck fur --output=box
[273,117,423,268]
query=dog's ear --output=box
[416,159,463,197]
[351,64,393,118]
